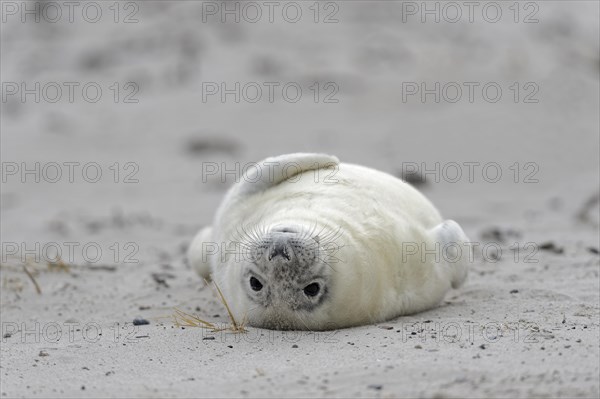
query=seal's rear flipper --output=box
[237,153,340,197]
[187,226,213,279]
[430,220,470,289]
[216,153,340,220]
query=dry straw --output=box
[172,280,247,333]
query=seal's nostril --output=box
[268,241,291,261]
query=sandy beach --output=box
[1,1,599,397]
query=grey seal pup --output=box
[188,153,470,330]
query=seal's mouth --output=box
[270,226,299,234]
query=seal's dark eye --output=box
[303,283,320,297]
[249,276,263,292]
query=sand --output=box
[1,1,599,398]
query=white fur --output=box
[187,153,470,330]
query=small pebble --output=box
[480,227,521,242]
[397,169,427,187]
[133,318,150,326]
[292,344,298,348]
[378,325,393,330]
[368,384,383,390]
[38,351,49,357]
[538,242,564,254]
[203,337,215,340]
[510,289,519,294]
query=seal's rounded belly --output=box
[188,153,470,330]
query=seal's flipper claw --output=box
[430,220,470,289]
[187,226,214,279]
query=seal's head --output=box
[234,224,339,330]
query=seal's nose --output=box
[268,236,292,261]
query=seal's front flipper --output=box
[237,153,339,197]
[187,226,214,279]
[430,220,470,289]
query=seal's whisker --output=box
[230,226,244,244]
[318,225,344,244]
[303,220,319,241]
[248,223,262,244]
[319,257,338,272]
[312,223,328,241]
[239,224,252,242]
[234,224,255,248]
[260,223,270,244]
[257,223,270,246]
[295,220,313,242]
[242,224,262,248]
